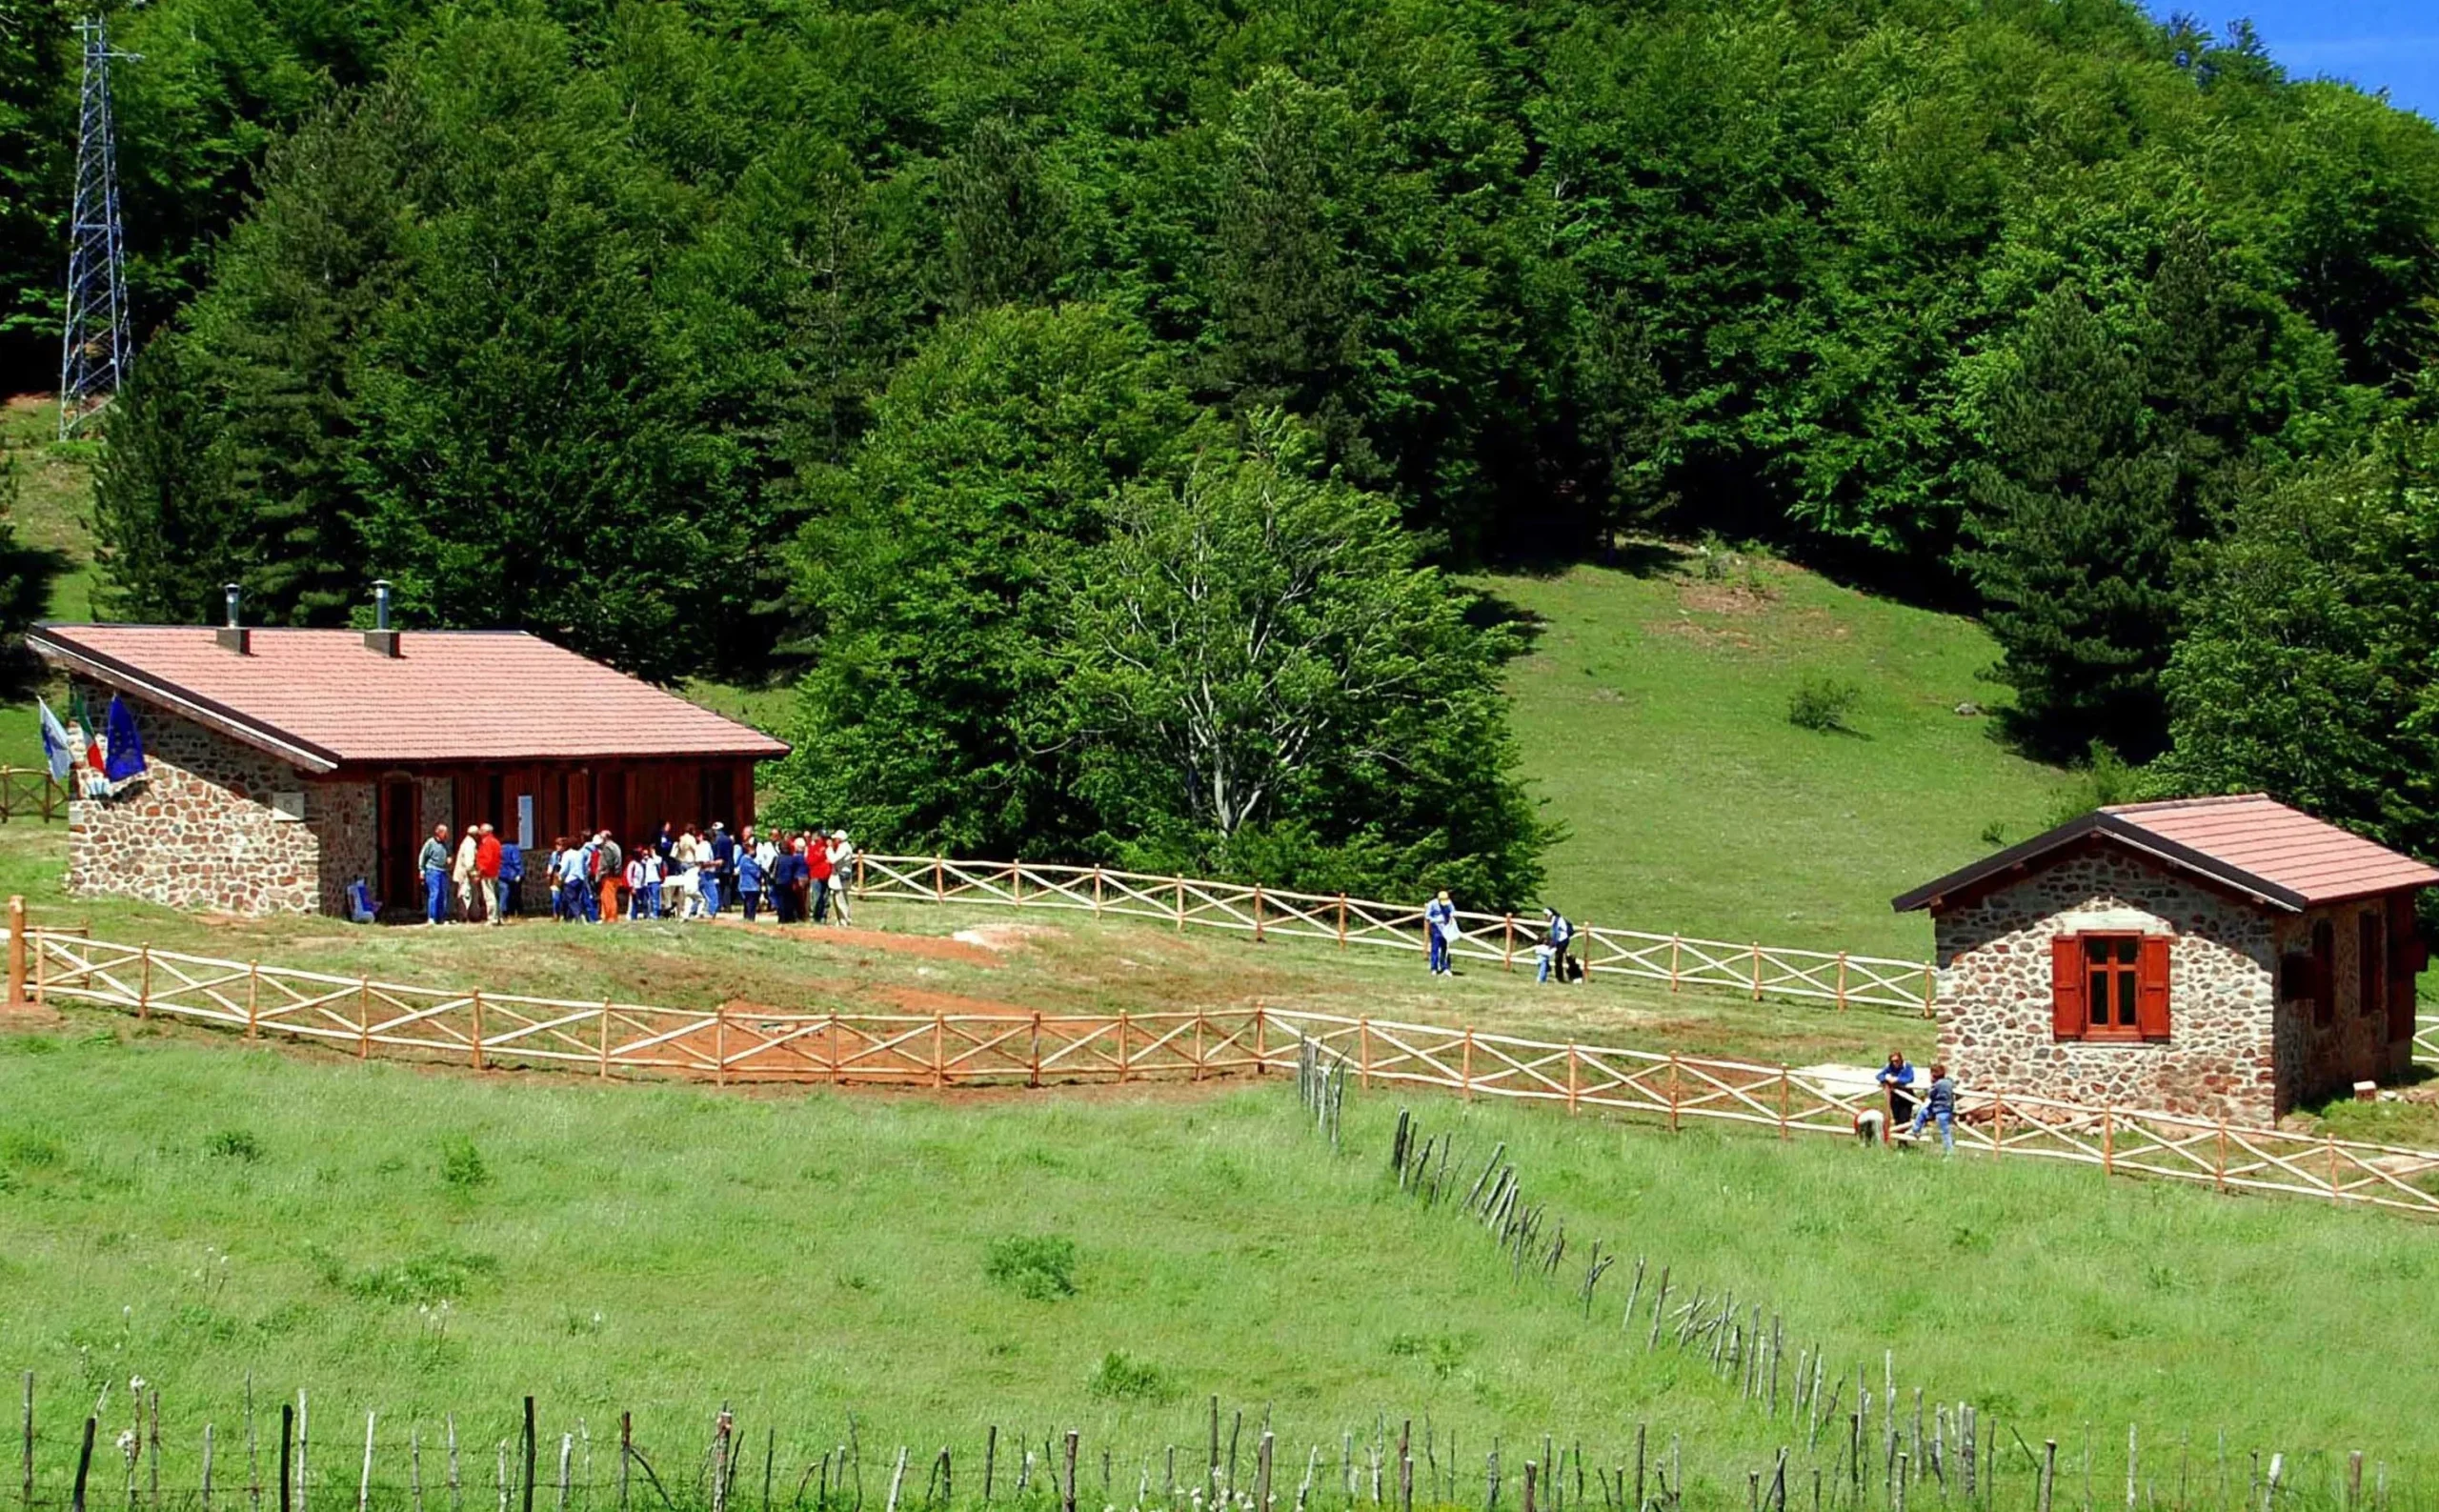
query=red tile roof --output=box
[1896,793,2439,914]
[2101,795,2439,906]
[30,624,789,773]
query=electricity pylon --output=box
[58,13,136,439]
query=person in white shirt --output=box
[826,830,857,924]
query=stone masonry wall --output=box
[315,779,377,917]
[65,683,331,917]
[1932,848,2278,1124]
[2270,900,2406,1108]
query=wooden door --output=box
[377,777,420,917]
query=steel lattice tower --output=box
[58,14,134,439]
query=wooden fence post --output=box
[1253,884,1264,943]
[1254,1002,1268,1076]
[1566,1043,1579,1114]
[2328,1137,2341,1204]
[1836,953,1848,1011]
[1359,1018,1371,1090]
[1093,866,1103,918]
[1778,1066,1790,1139]
[1669,935,1682,992]
[934,856,944,900]
[1031,1012,1043,1088]
[1992,1094,2005,1155]
[715,1006,728,1088]
[246,962,259,1041]
[830,1012,844,1086]
[1749,941,1763,1000]
[2214,1120,2227,1193]
[1176,877,1185,931]
[2101,1109,2112,1177]
[1503,915,1515,972]
[1461,1029,1475,1101]
[1667,1054,1681,1133]
[934,1013,946,1089]
[4,896,22,1008]
[355,976,370,1059]
[1336,895,1347,950]
[598,999,612,1080]
[1921,963,1937,1018]
[1010,859,1022,905]
[138,942,151,1022]
[470,990,484,1071]
[1190,1010,1204,1083]
[1116,1011,1128,1084]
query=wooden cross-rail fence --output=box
[14,909,2439,1218]
[0,766,66,824]
[852,854,1938,1013]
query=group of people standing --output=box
[1421,890,1581,983]
[410,820,858,928]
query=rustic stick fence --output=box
[20,919,2439,1218]
[852,855,1935,1014]
[0,767,66,824]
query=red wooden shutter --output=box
[2051,934,2085,1039]
[2136,935,2171,1039]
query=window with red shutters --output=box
[2050,933,2166,1042]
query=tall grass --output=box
[3,1024,2433,1512]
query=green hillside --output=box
[1488,555,2071,960]
[4,1026,2435,1493]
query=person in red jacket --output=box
[806,831,836,924]
[474,824,505,927]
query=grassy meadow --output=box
[6,1022,2439,1512]
[1482,555,2073,960]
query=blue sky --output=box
[2157,3,2439,119]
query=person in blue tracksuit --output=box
[497,837,524,917]
[1876,1051,1917,1132]
[418,825,452,926]
[1906,1062,1958,1154]
[736,840,766,922]
[1423,890,1457,976]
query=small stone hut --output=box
[1892,796,2435,1126]
[30,621,789,918]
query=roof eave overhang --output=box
[30,628,344,774]
[1891,812,2308,916]
[322,744,792,773]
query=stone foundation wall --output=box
[65,686,329,917]
[314,780,377,917]
[1931,848,2278,1123]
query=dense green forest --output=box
[6,0,2439,897]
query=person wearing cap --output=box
[825,830,857,925]
[1423,890,1457,976]
[702,821,731,917]
[453,824,481,922]
[418,824,452,927]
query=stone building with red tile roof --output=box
[30,621,789,917]
[1894,796,2437,1123]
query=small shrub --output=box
[1977,820,2009,848]
[1086,1350,1172,1403]
[1385,1331,1468,1380]
[205,1129,264,1163]
[438,1137,490,1191]
[0,1130,64,1169]
[1786,675,1862,733]
[985,1235,1078,1300]
[347,1247,501,1305]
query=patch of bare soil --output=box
[1645,617,1760,651]
[951,922,1059,953]
[875,986,1038,1017]
[764,924,1002,966]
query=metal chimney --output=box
[364,579,401,657]
[215,583,250,655]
